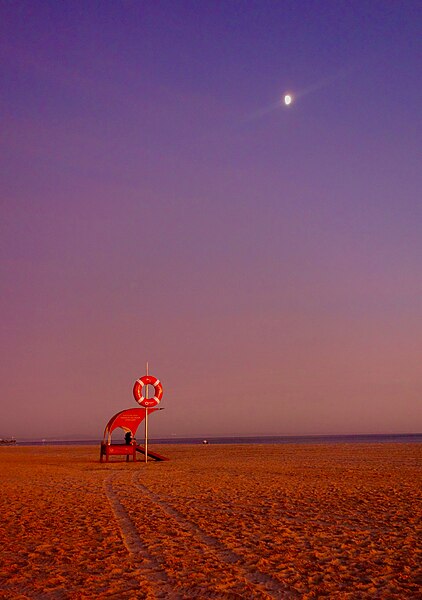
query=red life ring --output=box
[133,375,163,408]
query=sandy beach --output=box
[0,443,420,599]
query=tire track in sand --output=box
[132,474,298,599]
[104,476,182,599]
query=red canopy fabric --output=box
[103,407,159,442]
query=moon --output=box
[283,94,293,106]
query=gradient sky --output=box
[1,1,421,439]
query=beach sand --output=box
[0,443,420,599]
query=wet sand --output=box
[0,443,420,599]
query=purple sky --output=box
[1,1,421,439]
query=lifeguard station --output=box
[100,368,169,463]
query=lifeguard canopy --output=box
[103,407,159,443]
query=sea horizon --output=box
[12,432,422,446]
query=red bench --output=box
[100,442,137,462]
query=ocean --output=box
[15,433,422,446]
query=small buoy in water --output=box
[202,439,209,445]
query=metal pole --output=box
[145,361,149,463]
